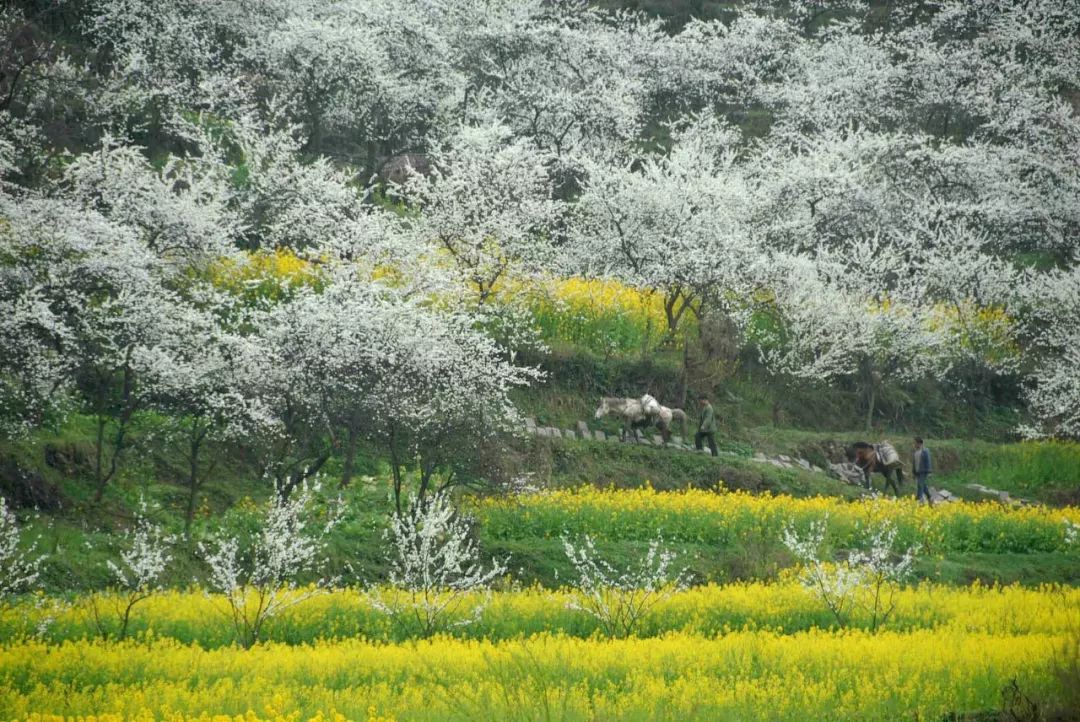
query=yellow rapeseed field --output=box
[1,628,1068,721]
[4,583,1078,645]
[475,486,1080,553]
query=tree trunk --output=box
[389,423,403,515]
[865,385,876,432]
[93,414,107,503]
[183,422,207,539]
[679,339,690,409]
[340,425,359,489]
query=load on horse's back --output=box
[640,394,689,442]
[850,440,905,496]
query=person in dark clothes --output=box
[913,436,933,505]
[695,397,718,457]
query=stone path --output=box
[523,417,826,473]
[963,482,1036,506]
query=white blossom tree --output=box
[562,533,687,639]
[369,491,506,637]
[0,496,44,600]
[199,483,340,648]
[87,502,174,640]
[395,122,561,306]
[782,516,918,632]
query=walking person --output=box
[913,436,933,505]
[695,396,718,457]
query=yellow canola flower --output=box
[501,275,691,354]
[1,629,1067,721]
[4,583,1077,647]
[474,486,1080,554]
[207,249,319,300]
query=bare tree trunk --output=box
[679,339,690,409]
[340,425,359,489]
[183,420,208,539]
[865,385,876,432]
[389,423,403,515]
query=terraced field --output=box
[3,489,1078,721]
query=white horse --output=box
[594,397,650,441]
[594,396,688,443]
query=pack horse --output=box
[594,395,688,444]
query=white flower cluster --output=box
[782,515,919,631]
[0,496,43,598]
[106,502,174,593]
[562,534,688,638]
[369,492,506,636]
[199,484,341,647]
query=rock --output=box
[829,462,866,487]
[796,459,811,470]
[778,455,792,463]
[671,435,683,446]
[0,454,64,511]
[652,435,665,447]
[524,417,537,430]
[594,430,606,442]
[577,421,591,439]
[43,443,89,476]
[564,429,577,439]
[768,459,785,468]
[811,465,823,473]
[753,452,767,461]
[998,491,1011,503]
[378,153,432,185]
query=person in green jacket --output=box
[695,396,718,457]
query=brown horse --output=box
[850,441,905,496]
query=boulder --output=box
[828,462,866,487]
[378,153,432,185]
[0,453,64,510]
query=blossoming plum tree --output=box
[369,491,506,637]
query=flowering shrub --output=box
[198,484,340,647]
[368,493,506,637]
[0,497,42,599]
[87,502,174,640]
[563,533,687,638]
[782,517,918,631]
